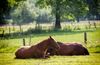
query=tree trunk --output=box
[76,16,80,22]
[55,11,61,29]
[55,0,61,29]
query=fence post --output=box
[9,26,11,35]
[19,25,21,32]
[13,24,15,31]
[1,30,4,39]
[23,38,25,46]
[88,21,91,29]
[19,24,24,37]
[84,32,87,44]
[93,22,96,28]
[21,28,23,35]
[19,24,23,34]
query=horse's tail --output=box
[84,48,89,55]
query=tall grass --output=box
[0,40,9,49]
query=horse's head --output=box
[47,36,60,51]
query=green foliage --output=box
[36,0,89,29]
[27,25,43,34]
[11,1,34,24]
[0,0,10,25]
[36,12,54,23]
[11,0,53,24]
[86,0,100,19]
[0,0,26,25]
[63,25,72,32]
[36,0,88,21]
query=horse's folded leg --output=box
[46,53,50,58]
[43,53,50,59]
[45,55,50,58]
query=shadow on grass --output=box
[14,57,50,60]
[94,51,100,53]
[0,28,95,39]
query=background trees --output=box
[11,1,34,24]
[0,0,10,25]
[0,0,26,25]
[86,0,100,20]
[0,0,99,28]
[36,0,88,29]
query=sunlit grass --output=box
[0,28,100,53]
[0,53,100,65]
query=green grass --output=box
[0,28,100,53]
[0,53,100,65]
[0,23,100,65]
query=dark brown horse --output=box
[47,42,89,56]
[15,36,60,59]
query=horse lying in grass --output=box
[15,36,60,59]
[47,42,89,56]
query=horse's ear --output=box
[49,36,52,39]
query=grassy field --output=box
[0,22,100,65]
[0,53,100,65]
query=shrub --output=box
[26,25,44,34]
[63,25,72,32]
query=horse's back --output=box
[57,42,89,55]
[15,46,32,59]
[56,43,74,55]
[66,43,89,55]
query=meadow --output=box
[0,21,100,65]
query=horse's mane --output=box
[57,42,63,44]
[37,38,50,46]
[33,38,51,50]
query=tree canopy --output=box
[0,0,99,26]
[11,1,34,24]
[36,0,88,29]
[0,0,26,25]
[86,0,100,20]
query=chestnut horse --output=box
[47,42,89,56]
[15,36,60,59]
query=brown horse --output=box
[15,36,60,59]
[47,42,89,56]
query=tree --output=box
[86,0,100,20]
[36,12,53,23]
[36,0,62,29]
[36,0,88,29]
[66,0,88,22]
[0,0,26,25]
[11,1,34,24]
[0,0,10,25]
[58,0,88,22]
